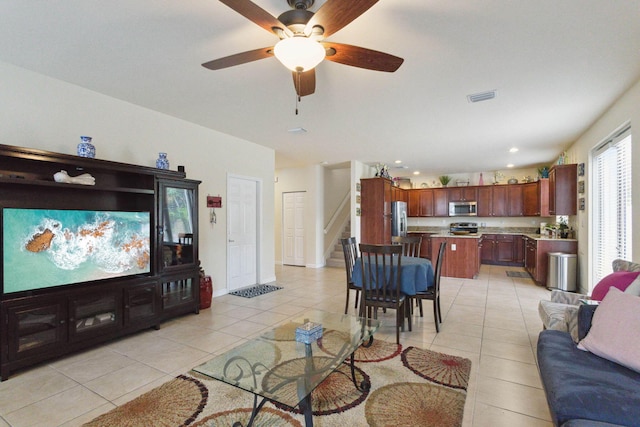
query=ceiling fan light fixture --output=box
[274,36,326,72]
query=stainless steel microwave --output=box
[449,201,477,216]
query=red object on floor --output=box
[200,276,212,309]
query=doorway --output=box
[283,191,305,266]
[227,175,259,291]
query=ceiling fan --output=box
[202,0,404,97]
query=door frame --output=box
[226,173,262,291]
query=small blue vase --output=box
[77,136,95,158]
[156,152,169,169]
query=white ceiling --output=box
[1,0,639,176]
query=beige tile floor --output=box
[0,264,553,427]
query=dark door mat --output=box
[506,271,531,278]
[229,284,283,298]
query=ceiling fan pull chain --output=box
[295,68,302,115]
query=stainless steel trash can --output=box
[547,252,577,291]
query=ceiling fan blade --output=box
[219,0,291,37]
[292,69,316,97]
[322,42,403,72]
[305,0,378,38]
[202,47,274,70]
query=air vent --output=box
[467,90,497,103]
[288,127,307,134]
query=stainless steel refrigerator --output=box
[391,201,407,237]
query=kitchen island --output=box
[409,228,577,284]
[430,233,481,279]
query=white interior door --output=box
[283,191,305,266]
[228,176,258,291]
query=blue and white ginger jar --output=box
[156,152,169,169]
[77,136,96,158]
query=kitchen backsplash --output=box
[408,216,553,229]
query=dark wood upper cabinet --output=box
[408,189,421,217]
[477,185,507,217]
[360,178,393,244]
[522,182,540,216]
[391,186,408,203]
[448,187,477,202]
[408,189,435,217]
[477,186,492,217]
[507,185,524,216]
[549,164,577,215]
[433,188,449,217]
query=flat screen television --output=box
[3,208,151,294]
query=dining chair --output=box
[341,237,360,314]
[391,235,422,257]
[358,243,411,344]
[413,242,446,332]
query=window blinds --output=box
[592,123,632,285]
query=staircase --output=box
[326,221,351,268]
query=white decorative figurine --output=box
[53,170,96,186]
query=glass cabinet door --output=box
[69,291,120,341]
[158,180,198,272]
[7,300,66,360]
[160,273,197,310]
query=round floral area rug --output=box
[84,345,471,427]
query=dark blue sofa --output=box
[537,305,640,427]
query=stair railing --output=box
[323,191,351,264]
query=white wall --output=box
[565,77,640,293]
[0,61,276,296]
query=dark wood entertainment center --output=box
[0,144,200,380]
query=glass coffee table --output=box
[193,310,380,427]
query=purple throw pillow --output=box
[591,271,640,301]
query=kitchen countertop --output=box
[409,230,577,242]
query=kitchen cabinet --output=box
[392,186,407,203]
[524,236,578,287]
[525,237,538,279]
[448,187,477,202]
[480,234,523,266]
[431,236,480,279]
[360,178,393,244]
[514,235,525,264]
[477,186,508,217]
[507,185,524,216]
[433,188,449,217]
[408,189,433,217]
[523,181,549,216]
[549,164,577,215]
[413,233,433,259]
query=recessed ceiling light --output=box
[413,171,420,175]
[507,164,514,168]
[509,147,519,153]
[394,160,402,164]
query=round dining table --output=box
[351,255,434,295]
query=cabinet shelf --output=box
[0,176,155,194]
[75,312,116,332]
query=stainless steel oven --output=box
[449,201,477,216]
